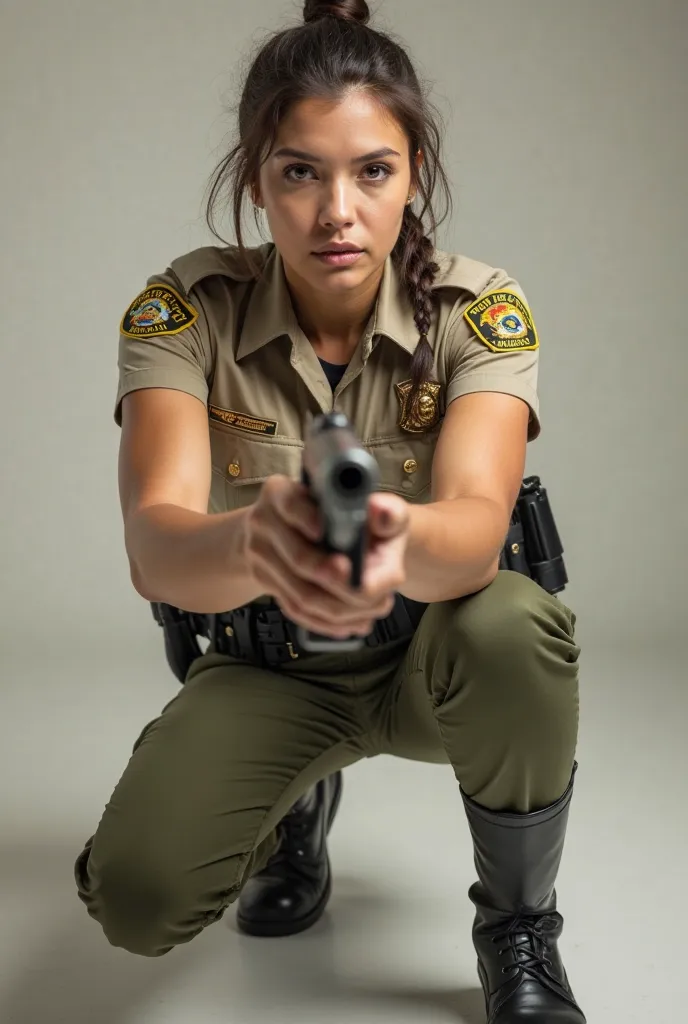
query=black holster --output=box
[150,602,208,684]
[498,475,568,595]
[152,474,569,684]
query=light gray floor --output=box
[0,638,684,1023]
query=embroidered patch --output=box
[120,285,198,339]
[463,290,539,353]
[395,379,442,433]
[209,405,278,437]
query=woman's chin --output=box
[304,256,378,293]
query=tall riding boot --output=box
[236,771,343,937]
[461,764,586,1022]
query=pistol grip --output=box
[296,525,366,653]
[347,530,365,589]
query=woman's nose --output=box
[319,181,355,229]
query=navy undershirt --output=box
[319,358,348,392]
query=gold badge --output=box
[464,290,539,353]
[395,379,442,433]
[209,405,278,437]
[120,284,198,339]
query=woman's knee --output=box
[418,570,580,711]
[437,570,575,663]
[74,837,239,958]
[456,569,574,647]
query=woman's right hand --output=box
[241,474,398,639]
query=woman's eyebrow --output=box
[272,146,401,163]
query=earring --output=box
[406,193,414,205]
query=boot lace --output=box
[492,913,554,979]
[267,803,310,870]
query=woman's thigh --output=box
[375,572,580,810]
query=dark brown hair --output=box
[206,0,452,415]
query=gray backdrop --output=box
[0,3,686,1021]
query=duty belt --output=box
[209,593,428,668]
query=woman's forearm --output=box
[400,497,505,603]
[126,494,505,615]
[125,503,263,614]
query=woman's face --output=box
[256,90,415,297]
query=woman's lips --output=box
[313,251,363,266]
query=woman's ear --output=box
[407,149,423,201]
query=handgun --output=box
[297,411,380,652]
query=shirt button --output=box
[403,459,418,474]
[228,462,241,478]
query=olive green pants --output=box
[74,571,580,957]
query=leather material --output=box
[236,771,343,937]
[461,765,586,1022]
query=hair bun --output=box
[303,0,371,26]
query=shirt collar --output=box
[236,246,419,361]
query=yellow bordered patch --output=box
[120,284,199,339]
[464,290,539,353]
[209,405,278,437]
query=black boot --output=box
[461,765,586,1023]
[236,771,343,937]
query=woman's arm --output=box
[399,391,529,603]
[120,388,401,631]
[119,388,263,614]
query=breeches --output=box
[74,571,580,956]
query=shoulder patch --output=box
[464,290,539,353]
[120,284,199,339]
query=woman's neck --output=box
[284,263,383,364]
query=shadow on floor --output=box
[338,980,485,1023]
[230,872,484,1023]
[0,842,483,1023]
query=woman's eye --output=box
[363,164,392,181]
[284,165,314,182]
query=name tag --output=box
[209,405,278,436]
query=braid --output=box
[392,206,440,421]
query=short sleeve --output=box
[444,271,541,441]
[114,270,212,426]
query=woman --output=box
[75,1,586,1021]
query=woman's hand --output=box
[241,475,410,639]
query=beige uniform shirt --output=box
[116,243,540,515]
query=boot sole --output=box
[236,773,343,939]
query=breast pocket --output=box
[366,431,438,502]
[208,422,304,513]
